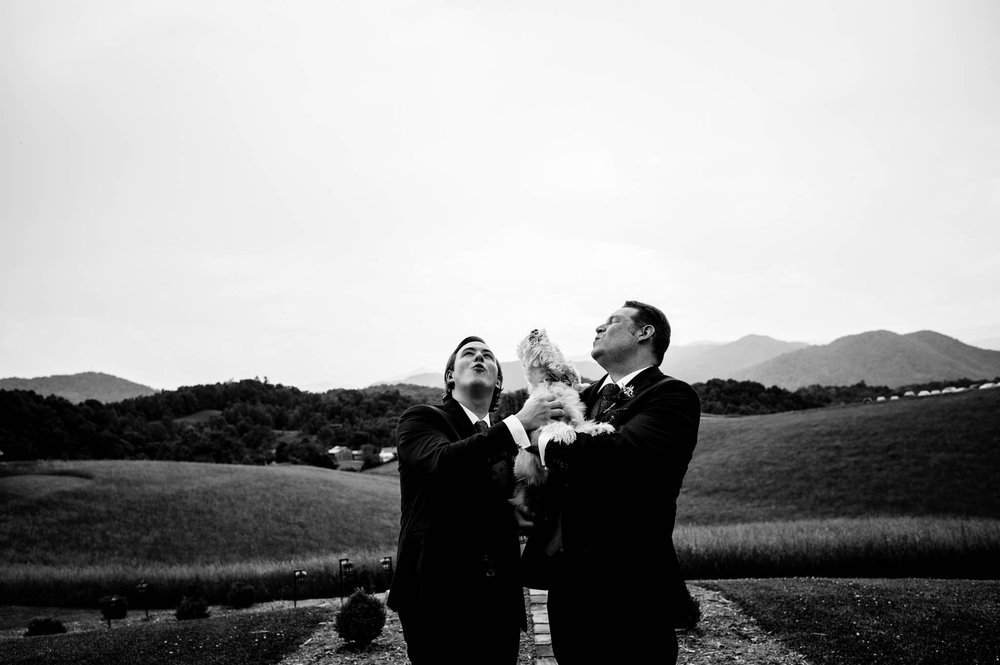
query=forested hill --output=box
[2,375,995,465]
[0,380,441,464]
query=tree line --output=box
[0,375,991,465]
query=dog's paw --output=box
[541,421,577,444]
[576,419,616,436]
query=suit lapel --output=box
[439,398,475,439]
[582,375,608,417]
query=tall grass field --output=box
[1,387,998,608]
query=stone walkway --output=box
[526,589,555,664]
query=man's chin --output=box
[467,377,497,392]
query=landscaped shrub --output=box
[335,589,386,646]
[176,595,211,621]
[98,595,128,628]
[24,617,67,637]
[227,581,256,609]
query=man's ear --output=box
[636,325,655,341]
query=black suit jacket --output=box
[535,366,701,589]
[387,397,525,629]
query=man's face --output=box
[591,307,639,363]
[451,341,500,394]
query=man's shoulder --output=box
[402,401,449,414]
[656,374,702,409]
[658,372,695,390]
[399,402,451,423]
[634,368,699,405]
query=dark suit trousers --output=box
[397,578,521,665]
[547,556,679,664]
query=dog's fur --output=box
[511,329,614,521]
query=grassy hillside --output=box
[679,387,1000,525]
[0,461,400,566]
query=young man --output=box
[387,335,562,665]
[532,300,702,664]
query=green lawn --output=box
[0,607,329,665]
[704,578,1000,665]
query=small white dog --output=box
[511,328,614,518]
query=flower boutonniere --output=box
[621,384,635,399]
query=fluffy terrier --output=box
[511,329,614,520]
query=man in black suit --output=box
[387,335,562,665]
[534,300,701,664]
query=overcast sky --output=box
[2,0,998,391]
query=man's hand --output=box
[515,394,564,432]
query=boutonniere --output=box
[621,384,635,399]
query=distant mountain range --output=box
[378,330,1000,391]
[0,372,157,404]
[4,330,999,402]
[729,330,1000,389]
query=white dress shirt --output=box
[458,402,531,449]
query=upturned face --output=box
[450,340,500,394]
[591,306,640,363]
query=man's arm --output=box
[396,405,519,479]
[545,381,700,471]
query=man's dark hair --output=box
[443,335,504,412]
[624,300,671,365]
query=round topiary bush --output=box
[335,589,386,646]
[227,581,256,609]
[175,595,211,621]
[24,617,67,637]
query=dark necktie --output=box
[593,383,621,419]
[475,420,489,434]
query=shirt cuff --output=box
[502,415,531,449]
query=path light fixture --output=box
[339,558,354,602]
[292,569,307,608]
[135,580,149,620]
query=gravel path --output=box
[278,584,812,665]
[679,585,812,665]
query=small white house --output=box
[981,383,996,390]
[918,390,931,397]
[327,445,353,462]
